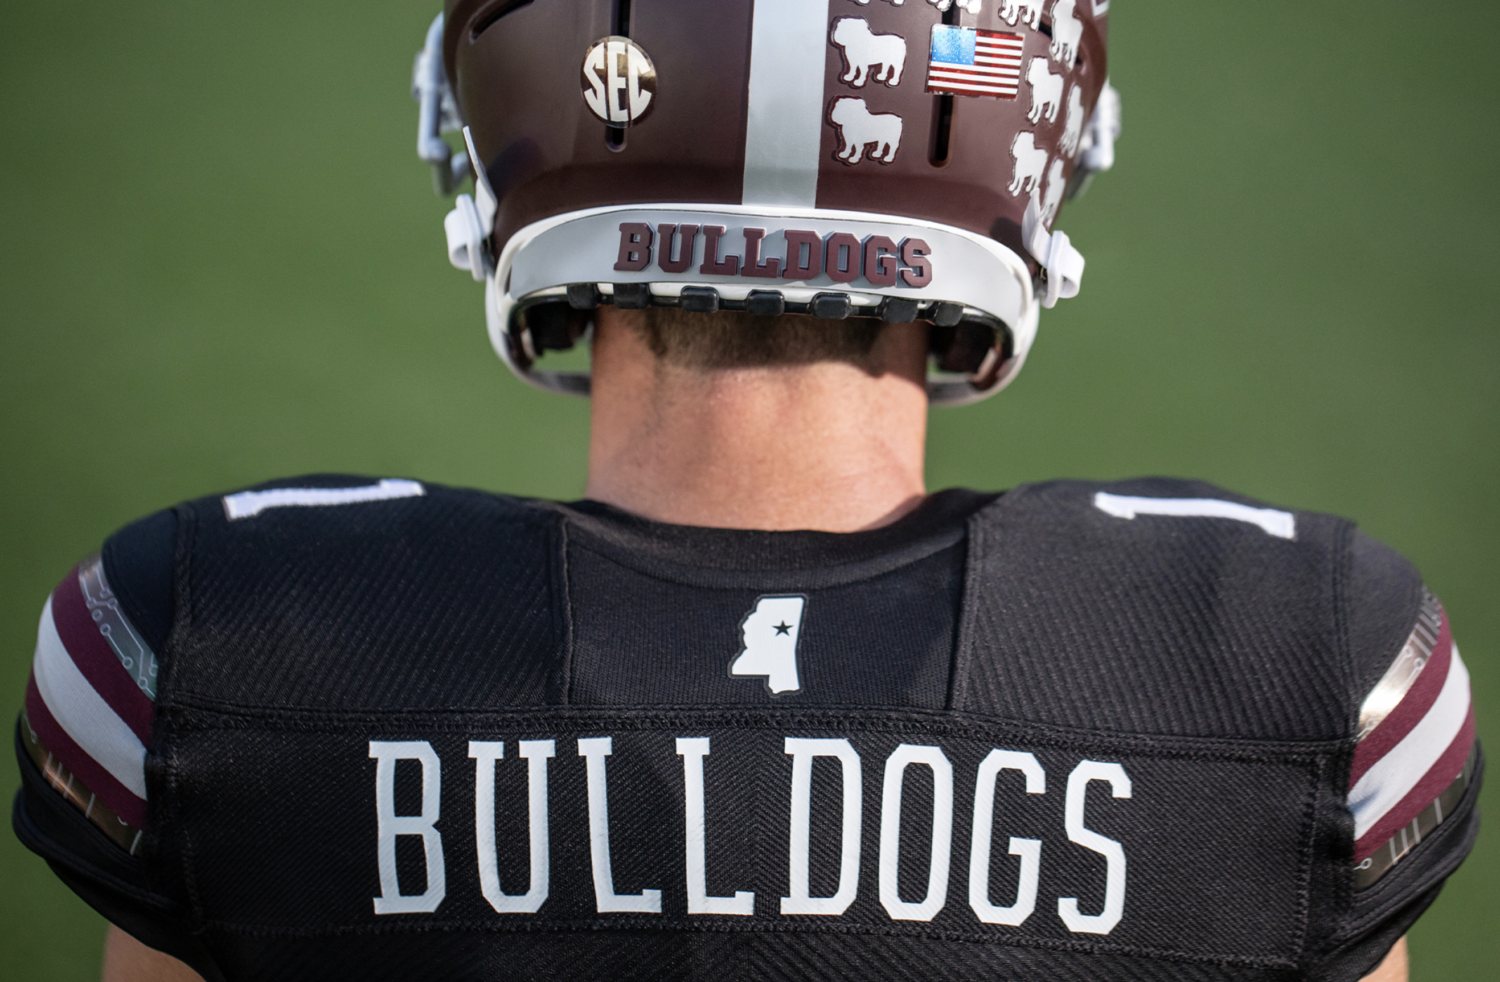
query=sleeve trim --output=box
[19,710,142,853]
[1355,742,1478,888]
[24,674,147,827]
[1349,640,1472,846]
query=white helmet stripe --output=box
[741,0,831,208]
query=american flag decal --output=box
[925,25,1025,99]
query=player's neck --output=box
[584,313,929,532]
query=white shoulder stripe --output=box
[223,479,425,520]
[741,0,830,207]
[31,597,147,799]
[1348,646,1471,839]
[1093,492,1296,540]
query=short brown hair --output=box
[620,307,893,370]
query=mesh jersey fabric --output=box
[11,475,1481,982]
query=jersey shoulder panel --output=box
[166,474,566,713]
[100,507,177,655]
[959,478,1480,974]
[1323,532,1480,975]
[959,476,1353,740]
[1344,530,1425,697]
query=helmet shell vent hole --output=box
[929,96,954,167]
[470,0,534,41]
[603,0,634,150]
[927,5,961,167]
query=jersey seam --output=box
[564,530,966,590]
[1328,519,1358,944]
[946,509,986,711]
[150,699,1351,752]
[160,501,196,708]
[149,709,1342,764]
[1288,751,1325,962]
[1332,519,1356,740]
[171,916,1302,968]
[556,514,575,707]
[164,500,208,928]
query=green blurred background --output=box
[1,0,1495,977]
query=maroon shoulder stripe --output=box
[1355,744,1476,889]
[1350,612,1451,785]
[1354,703,1475,861]
[47,565,154,745]
[24,674,148,827]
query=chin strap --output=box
[444,128,498,282]
[1022,198,1085,309]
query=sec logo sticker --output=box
[581,36,657,125]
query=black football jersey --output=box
[13,475,1481,982]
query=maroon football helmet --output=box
[414,0,1119,403]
